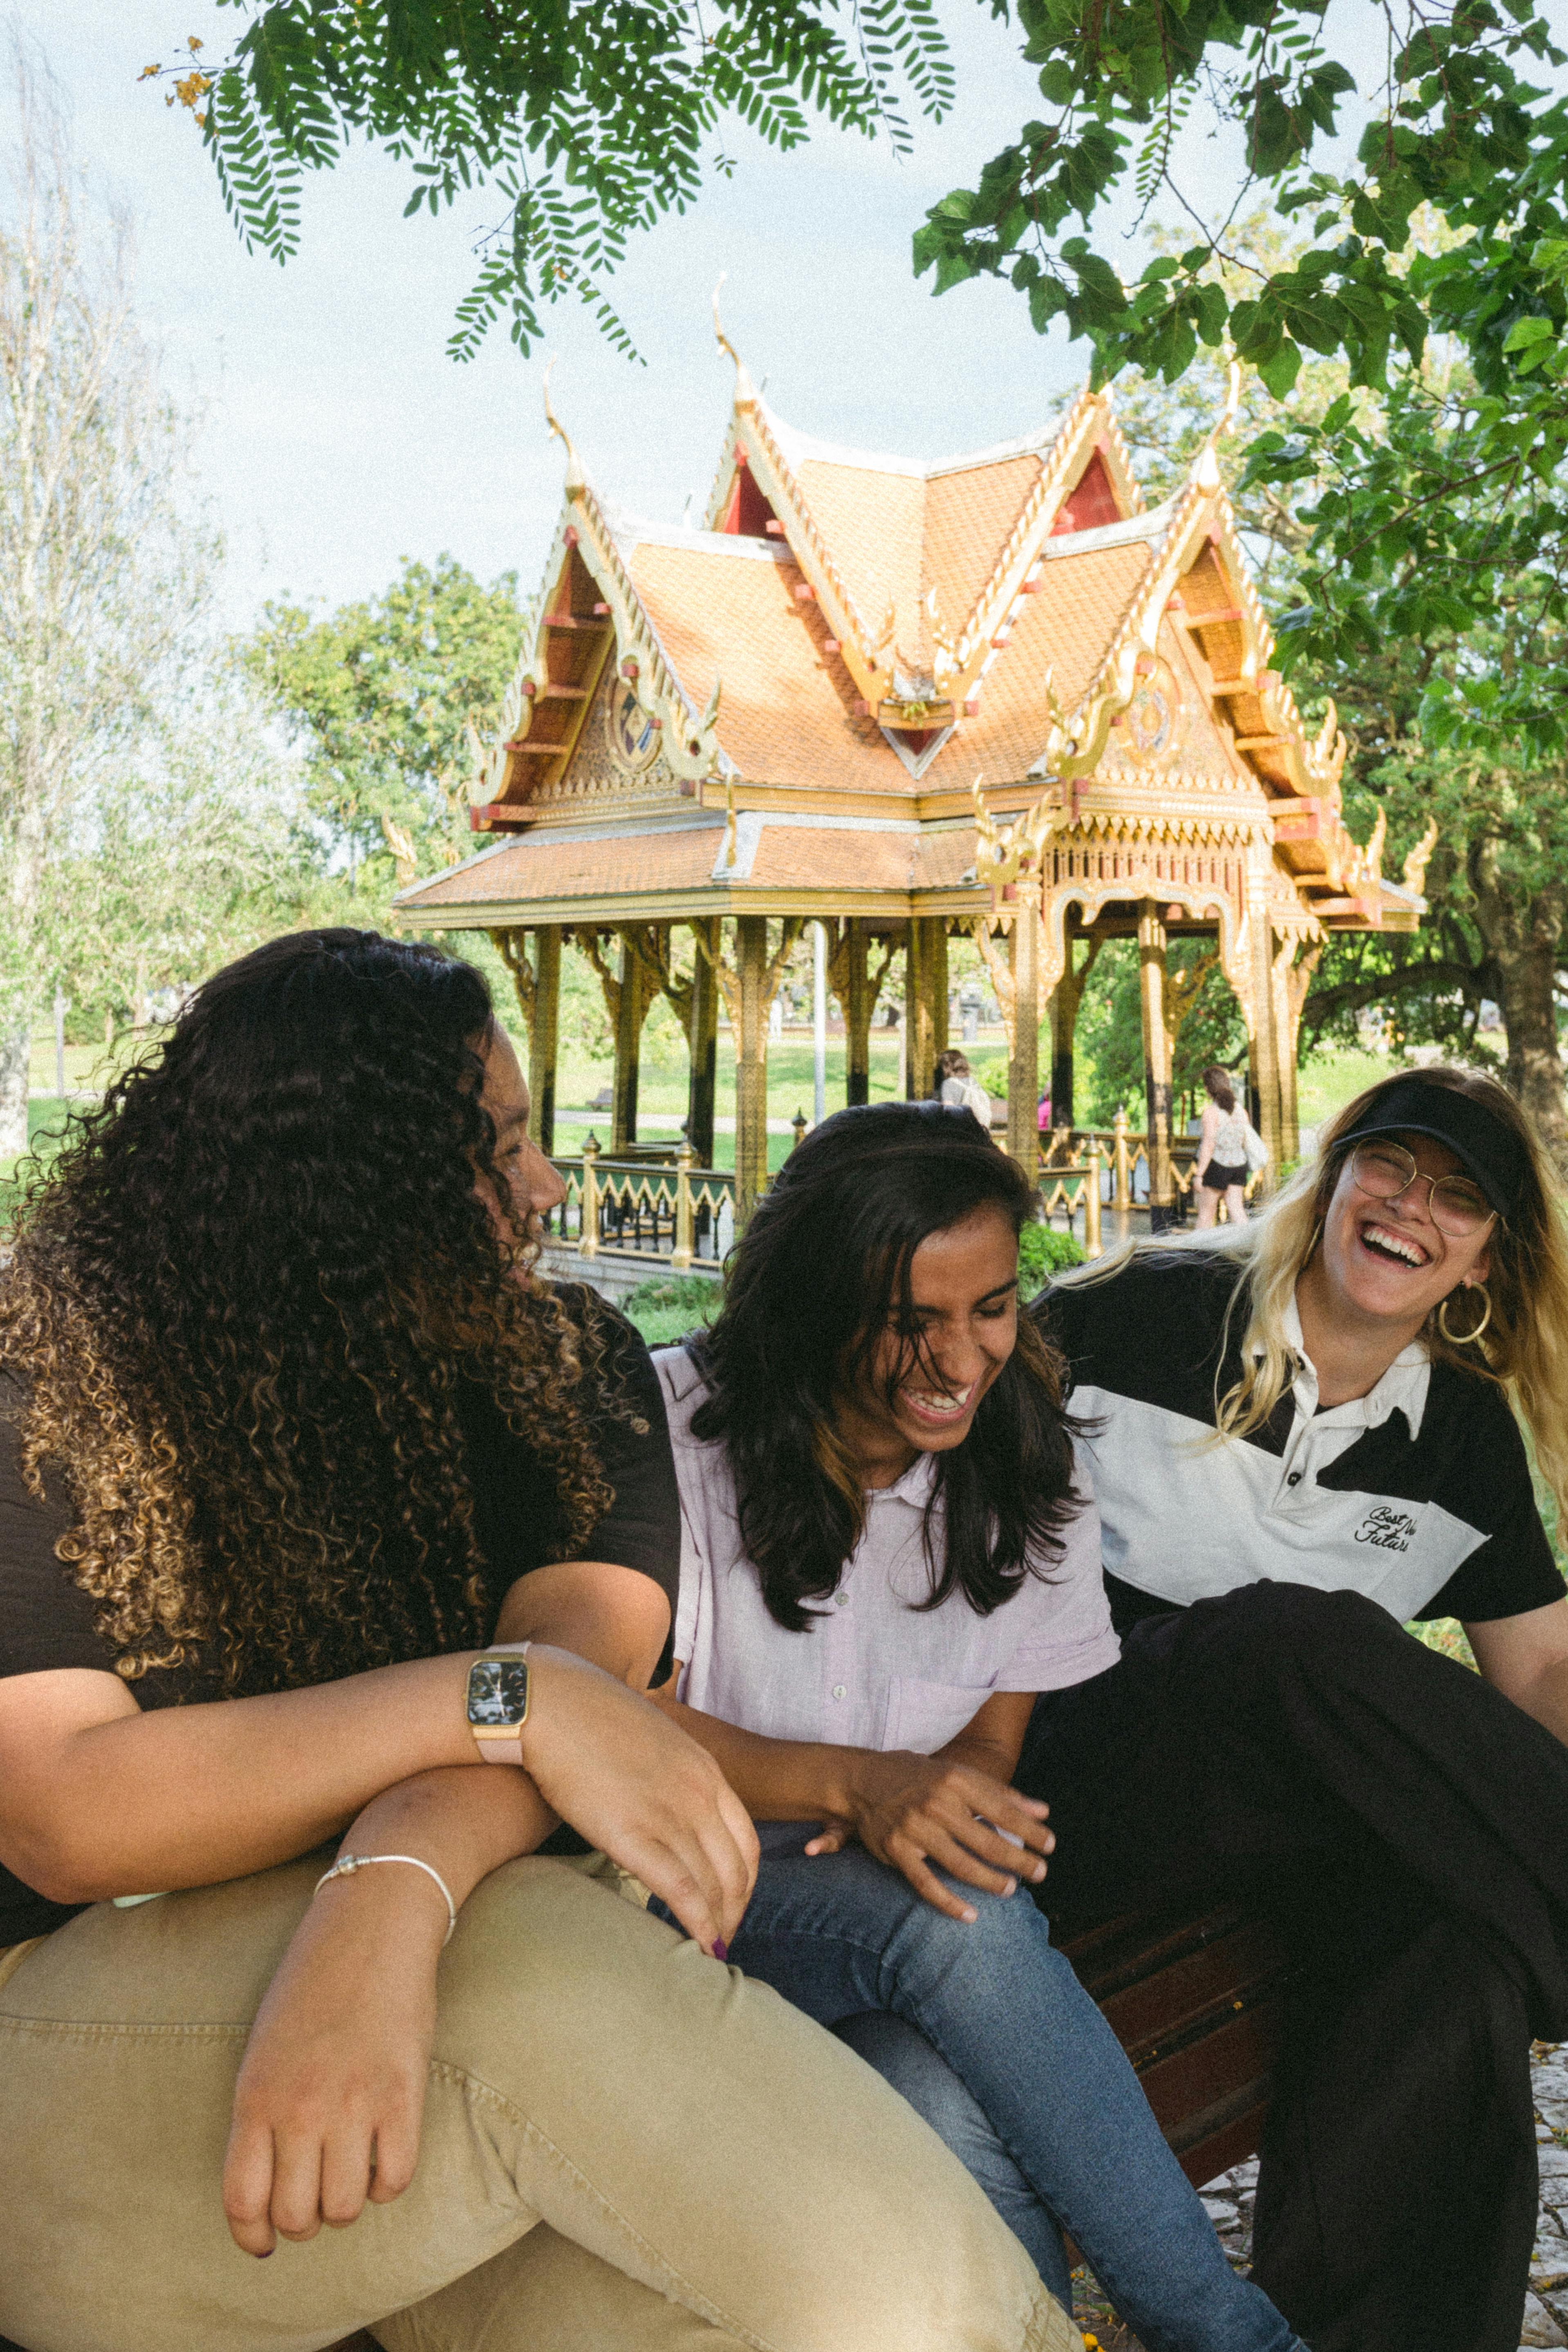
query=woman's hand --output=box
[520,1646,758,1955]
[223,1861,440,2256]
[809,1749,1053,1923]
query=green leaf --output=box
[1257,339,1304,398]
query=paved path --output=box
[1071,2041,1568,2350]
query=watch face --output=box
[467,1659,530,1728]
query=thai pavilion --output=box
[394,311,1429,1226]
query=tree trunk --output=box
[0,1017,27,1158]
[1470,842,1568,1170]
[1494,902,1568,1169]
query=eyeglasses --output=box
[1348,1142,1496,1239]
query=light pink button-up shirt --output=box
[654,1347,1121,1755]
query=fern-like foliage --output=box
[194,0,954,359]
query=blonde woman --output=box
[1019,1066,1568,2352]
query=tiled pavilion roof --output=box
[399,336,1421,938]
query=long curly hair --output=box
[689,1102,1081,1630]
[1,930,619,1695]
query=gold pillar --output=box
[1138,900,1175,1226]
[1275,939,1322,1169]
[611,931,641,1156]
[735,915,770,1219]
[1246,866,1283,1175]
[906,916,945,1102]
[1006,898,1042,1179]
[932,920,949,1065]
[845,920,873,1107]
[528,927,560,1158]
[1278,1015,1300,1167]
[687,921,719,1165]
[1047,932,1100,1134]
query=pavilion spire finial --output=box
[542,359,587,499]
[712,274,757,409]
[1402,816,1439,898]
[1194,355,1242,491]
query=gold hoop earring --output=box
[1438,1283,1492,1346]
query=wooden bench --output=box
[0,1901,1290,2352]
[1060,1894,1294,2188]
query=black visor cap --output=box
[1336,1078,1525,1219]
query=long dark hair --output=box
[690,1102,1080,1629]
[1202,1064,1236,1113]
[1,929,617,1694]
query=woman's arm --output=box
[1465,1599,1568,1745]
[652,1679,1051,1922]
[222,1761,556,2257]
[1194,1102,1218,1179]
[493,1559,669,1687]
[0,1645,756,1953]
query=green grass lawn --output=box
[1296,1048,1400,1134]
[0,1099,82,1223]
[539,1028,910,1142]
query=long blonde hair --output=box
[1057,1066,1568,1524]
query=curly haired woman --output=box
[0,930,1066,2352]
[1023,1066,1568,2352]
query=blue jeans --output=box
[661,1824,1305,2352]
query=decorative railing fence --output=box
[1035,1142,1104,1259]
[1041,1109,1261,1218]
[547,1107,1257,1275]
[548,1140,735,1270]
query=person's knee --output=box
[432,1855,689,2080]
[1192,1578,1396,1686]
[878,1876,1050,2008]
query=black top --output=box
[1036,1253,1564,1640]
[0,1288,678,1945]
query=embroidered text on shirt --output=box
[1354,1506,1418,1552]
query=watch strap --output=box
[473,1725,526,1766]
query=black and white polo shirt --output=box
[1035,1252,1564,1635]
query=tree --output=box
[1060,211,1568,1156]
[0,36,214,1156]
[913,1,1568,679]
[47,666,318,1040]
[242,555,526,903]
[1294,625,1568,1162]
[141,0,955,360]
[1073,939,1246,1129]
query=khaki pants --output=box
[0,1850,1072,2352]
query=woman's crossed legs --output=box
[0,1848,1069,2352]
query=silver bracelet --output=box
[314,1852,457,1947]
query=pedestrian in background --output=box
[1194,1064,1254,1228]
[934,1048,992,1135]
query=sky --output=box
[34,0,1384,629]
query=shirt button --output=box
[831,1683,847,1700]
[1286,1472,1303,1487]
[835,1593,849,1608]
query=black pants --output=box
[1016,1582,1565,2352]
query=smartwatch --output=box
[466,1642,533,1765]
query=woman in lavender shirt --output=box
[648,1104,1307,2352]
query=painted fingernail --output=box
[713,1939,729,1961]
[256,2249,274,2260]
[961,1908,978,1923]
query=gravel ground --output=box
[1070,2042,1568,2351]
